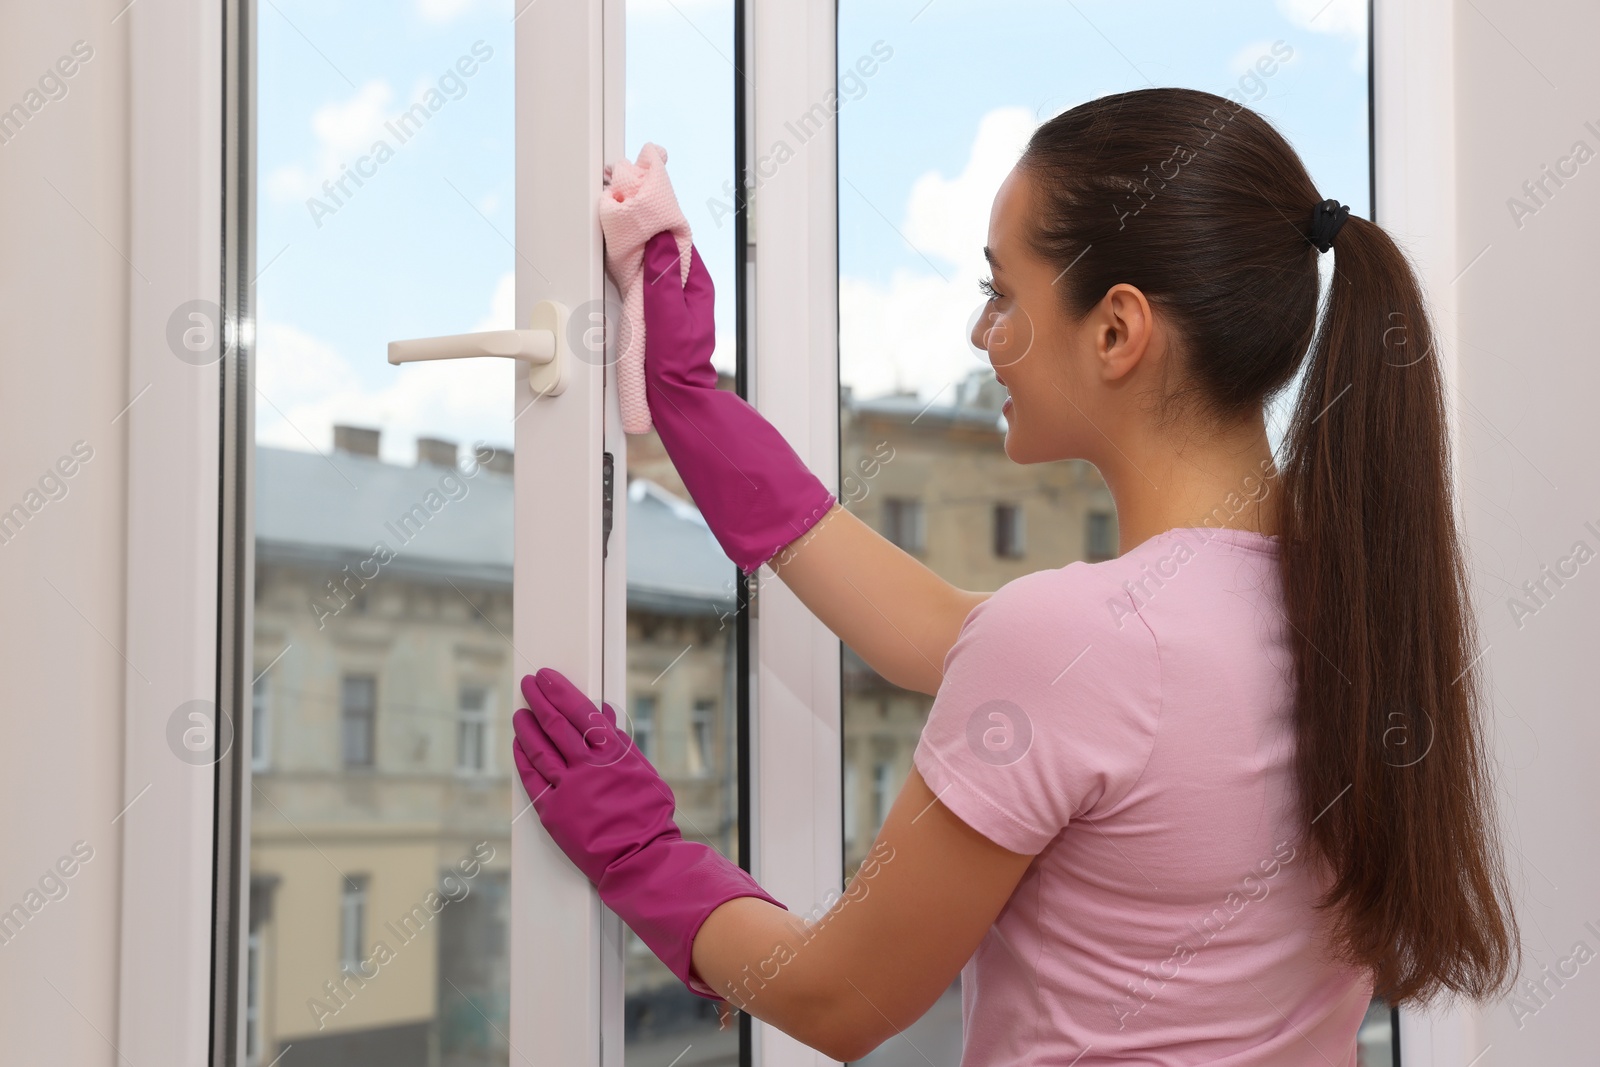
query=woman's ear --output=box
[1095,283,1155,382]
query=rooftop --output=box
[255,446,737,613]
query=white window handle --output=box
[387,298,569,397]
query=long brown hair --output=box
[1018,87,1518,1005]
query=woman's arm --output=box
[629,231,987,692]
[768,501,990,696]
[690,766,1035,1062]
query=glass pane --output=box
[837,2,1386,1063]
[622,1,742,1064]
[249,3,516,1065]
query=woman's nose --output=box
[972,306,999,354]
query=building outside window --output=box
[340,675,375,769]
[884,497,926,553]
[994,503,1025,558]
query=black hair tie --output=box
[1308,198,1351,253]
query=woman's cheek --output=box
[996,305,1037,369]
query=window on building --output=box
[244,928,263,1065]
[872,761,894,829]
[631,694,657,763]
[884,497,926,553]
[688,699,715,778]
[340,675,375,769]
[1087,511,1115,561]
[339,875,368,973]
[457,685,490,775]
[994,503,1025,558]
[843,759,859,850]
[251,675,271,772]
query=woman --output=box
[511,87,1518,1064]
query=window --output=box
[251,675,270,772]
[872,760,895,830]
[994,503,1025,558]
[688,699,715,778]
[339,875,368,973]
[339,675,375,769]
[631,694,656,763]
[244,929,263,1065]
[1087,510,1116,561]
[236,0,675,1062]
[884,496,926,553]
[210,3,1388,1064]
[843,759,859,850]
[457,685,490,775]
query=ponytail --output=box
[1020,87,1519,1007]
[1280,215,1519,1004]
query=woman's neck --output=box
[1099,414,1282,555]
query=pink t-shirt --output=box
[913,526,1374,1066]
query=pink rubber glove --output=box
[598,142,692,434]
[511,667,785,1000]
[641,230,837,574]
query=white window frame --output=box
[515,2,625,1064]
[118,0,229,1060]
[119,0,1477,1063]
[746,4,844,1065]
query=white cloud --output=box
[264,163,310,201]
[841,106,1037,400]
[902,106,1037,274]
[266,80,396,201]
[416,0,480,23]
[1275,0,1364,38]
[1275,0,1367,70]
[1229,39,1290,78]
[473,271,516,331]
[841,269,991,401]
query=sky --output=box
[253,0,1369,464]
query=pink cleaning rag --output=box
[599,143,692,434]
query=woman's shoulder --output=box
[1000,526,1281,632]
[953,555,1162,673]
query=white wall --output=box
[0,2,129,1064]
[1453,0,1600,1059]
